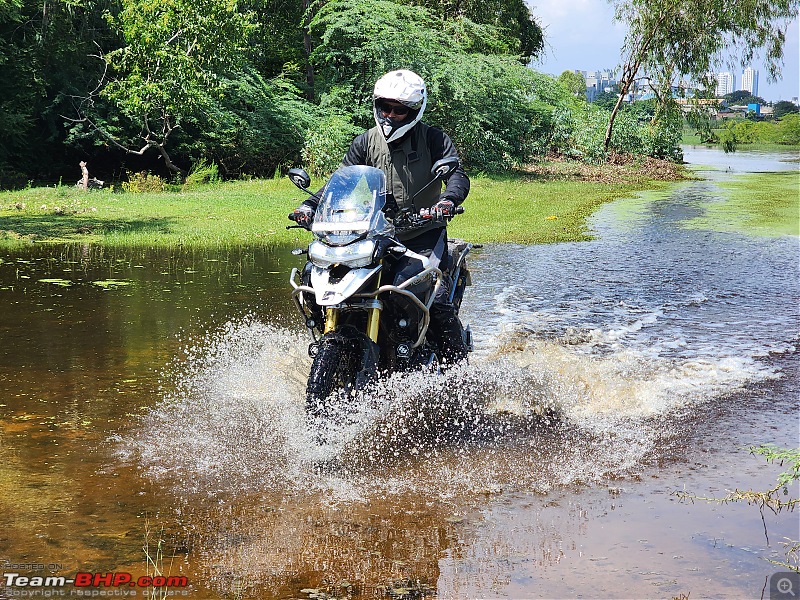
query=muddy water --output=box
[1,147,798,599]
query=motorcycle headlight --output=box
[308,239,376,268]
[319,231,362,246]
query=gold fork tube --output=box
[324,308,338,334]
[366,271,383,342]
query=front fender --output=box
[310,264,382,306]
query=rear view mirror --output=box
[431,157,459,179]
[288,168,311,191]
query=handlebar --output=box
[395,205,464,232]
[287,206,464,233]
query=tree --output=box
[401,0,544,62]
[723,91,766,106]
[723,90,753,104]
[307,0,562,171]
[0,0,121,188]
[605,0,799,154]
[773,100,800,119]
[558,70,587,98]
[592,88,621,111]
[69,0,255,177]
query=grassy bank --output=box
[684,170,800,237]
[0,159,686,248]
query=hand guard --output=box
[290,205,315,229]
[431,199,456,221]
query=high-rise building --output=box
[583,69,617,101]
[741,67,759,97]
[715,72,736,96]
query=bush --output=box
[301,112,363,176]
[570,104,610,163]
[122,172,166,193]
[776,113,800,145]
[183,159,220,190]
[641,107,683,161]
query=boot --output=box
[429,302,468,365]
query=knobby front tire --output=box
[305,337,358,419]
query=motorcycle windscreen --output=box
[312,166,395,243]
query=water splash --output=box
[122,314,745,502]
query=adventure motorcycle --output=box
[287,161,474,418]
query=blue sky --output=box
[530,0,800,102]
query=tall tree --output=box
[403,0,544,62]
[558,70,587,98]
[68,0,255,176]
[604,0,799,152]
[0,0,120,187]
[307,0,563,171]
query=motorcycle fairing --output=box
[310,264,382,306]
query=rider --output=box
[292,69,471,365]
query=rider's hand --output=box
[290,205,315,229]
[431,199,456,221]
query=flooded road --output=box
[1,147,798,599]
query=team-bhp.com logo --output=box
[4,572,189,595]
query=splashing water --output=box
[126,315,727,502]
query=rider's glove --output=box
[290,204,315,230]
[431,199,456,221]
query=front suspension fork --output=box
[365,270,383,343]
[322,270,384,344]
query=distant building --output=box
[582,69,617,101]
[741,67,759,97]
[715,72,736,96]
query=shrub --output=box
[301,112,363,177]
[183,159,220,190]
[122,172,166,193]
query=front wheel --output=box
[306,337,358,419]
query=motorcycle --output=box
[287,160,475,419]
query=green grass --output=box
[0,171,677,248]
[0,179,310,248]
[684,170,800,237]
[448,174,673,244]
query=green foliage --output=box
[592,90,620,111]
[0,0,121,188]
[717,114,800,151]
[685,99,720,144]
[775,113,800,145]
[183,159,220,190]
[428,55,564,170]
[396,0,544,61]
[570,104,612,163]
[558,70,587,98]
[773,101,800,119]
[608,0,798,151]
[122,172,166,193]
[723,91,766,106]
[188,71,314,178]
[750,444,800,489]
[640,104,683,160]
[1,0,691,184]
[308,0,577,171]
[301,111,362,176]
[95,0,256,174]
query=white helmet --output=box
[373,69,427,143]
